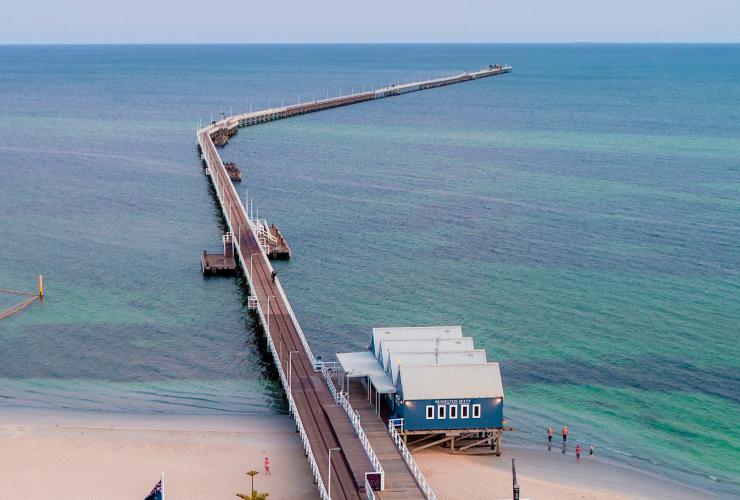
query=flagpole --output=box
[161,471,164,500]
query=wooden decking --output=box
[347,380,426,499]
[200,128,369,500]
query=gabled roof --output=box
[386,350,487,385]
[397,363,504,400]
[379,337,476,368]
[370,326,462,357]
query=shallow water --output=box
[0,44,738,496]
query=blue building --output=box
[393,363,504,431]
[336,326,506,454]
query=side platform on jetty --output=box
[197,65,511,500]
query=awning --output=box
[336,351,396,394]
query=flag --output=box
[145,479,162,500]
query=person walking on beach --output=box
[589,444,595,460]
[264,456,271,475]
[547,426,553,443]
[575,444,582,463]
[561,425,569,443]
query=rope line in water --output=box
[0,288,36,296]
[0,295,39,320]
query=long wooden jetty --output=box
[197,65,511,500]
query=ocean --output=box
[0,44,738,496]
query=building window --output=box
[437,404,446,419]
[449,404,458,419]
[426,405,434,420]
[472,404,481,418]
[460,404,469,418]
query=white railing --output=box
[198,130,319,371]
[321,364,385,490]
[388,420,438,500]
[256,299,330,500]
[365,476,377,500]
[198,130,329,500]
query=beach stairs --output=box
[347,379,426,499]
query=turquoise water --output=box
[0,44,738,496]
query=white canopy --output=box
[336,351,396,394]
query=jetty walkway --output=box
[196,65,511,500]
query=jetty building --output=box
[335,326,505,454]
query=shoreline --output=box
[0,407,723,499]
[416,443,715,500]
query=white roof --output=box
[335,351,396,394]
[386,350,488,385]
[371,326,462,357]
[398,363,504,400]
[379,337,476,368]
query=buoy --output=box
[38,274,43,298]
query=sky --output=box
[1,0,739,44]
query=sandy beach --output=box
[0,408,718,500]
[0,408,318,500]
[416,444,711,500]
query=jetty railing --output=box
[199,130,330,499]
[322,362,386,490]
[365,476,377,500]
[199,127,319,370]
[388,419,438,500]
[208,65,511,134]
[255,298,330,500]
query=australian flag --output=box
[145,479,162,500]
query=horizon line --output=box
[1,41,740,46]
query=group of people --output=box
[547,426,594,463]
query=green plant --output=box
[236,492,269,500]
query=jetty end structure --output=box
[196,64,511,500]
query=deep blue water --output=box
[0,44,738,496]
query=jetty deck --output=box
[197,65,511,500]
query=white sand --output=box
[0,408,319,500]
[416,444,712,500]
[0,408,714,500]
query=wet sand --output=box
[416,444,712,499]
